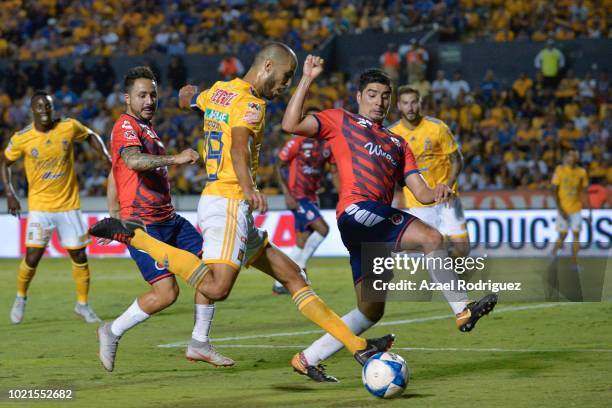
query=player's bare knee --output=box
[153,282,179,307]
[68,249,87,264]
[422,228,444,253]
[25,248,44,268]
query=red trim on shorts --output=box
[394,215,417,251]
[148,273,173,285]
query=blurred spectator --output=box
[94,57,116,96]
[534,39,565,89]
[379,43,400,85]
[167,57,188,91]
[431,70,451,103]
[68,59,89,94]
[449,71,470,101]
[47,61,66,90]
[218,54,245,81]
[405,38,429,84]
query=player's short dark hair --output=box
[358,68,391,92]
[31,90,50,104]
[123,66,157,93]
[397,86,420,100]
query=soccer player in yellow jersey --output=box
[89,43,395,382]
[389,86,469,257]
[1,90,111,324]
[551,149,591,267]
[389,86,489,330]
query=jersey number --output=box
[205,131,223,181]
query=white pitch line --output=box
[211,344,612,353]
[157,302,569,348]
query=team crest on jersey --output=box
[390,213,404,225]
[322,149,330,158]
[123,130,137,140]
[210,89,238,106]
[424,138,433,152]
[31,148,39,158]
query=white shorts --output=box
[556,211,582,233]
[407,198,468,239]
[26,210,90,249]
[197,195,268,270]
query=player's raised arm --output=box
[231,127,267,212]
[178,85,200,111]
[282,55,324,137]
[0,156,20,217]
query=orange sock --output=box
[17,259,36,297]
[130,229,207,287]
[71,261,90,304]
[292,286,367,354]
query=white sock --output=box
[302,308,374,365]
[192,304,215,343]
[425,249,468,315]
[297,231,325,268]
[290,245,305,269]
[110,299,150,337]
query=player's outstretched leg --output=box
[250,244,395,380]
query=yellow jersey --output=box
[193,78,266,199]
[389,116,458,208]
[551,165,588,214]
[4,118,90,212]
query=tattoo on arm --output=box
[447,150,463,187]
[120,146,176,171]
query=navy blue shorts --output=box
[291,198,323,233]
[127,214,202,284]
[337,201,416,285]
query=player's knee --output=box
[208,287,230,302]
[155,285,179,308]
[318,222,329,237]
[69,249,87,264]
[422,229,444,253]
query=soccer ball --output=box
[362,352,409,398]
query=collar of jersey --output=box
[124,112,152,127]
[231,77,259,98]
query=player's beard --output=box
[262,75,277,99]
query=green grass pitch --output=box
[1,257,611,408]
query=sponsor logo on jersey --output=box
[210,89,238,106]
[356,117,373,128]
[121,120,133,130]
[363,142,397,166]
[205,108,229,124]
[306,210,315,220]
[41,171,66,180]
[243,108,261,125]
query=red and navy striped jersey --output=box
[312,108,419,217]
[278,135,333,201]
[110,113,175,223]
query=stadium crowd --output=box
[0,54,609,198]
[0,0,610,60]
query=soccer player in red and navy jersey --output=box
[272,109,336,294]
[282,56,498,380]
[97,66,233,372]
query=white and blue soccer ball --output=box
[362,352,409,398]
